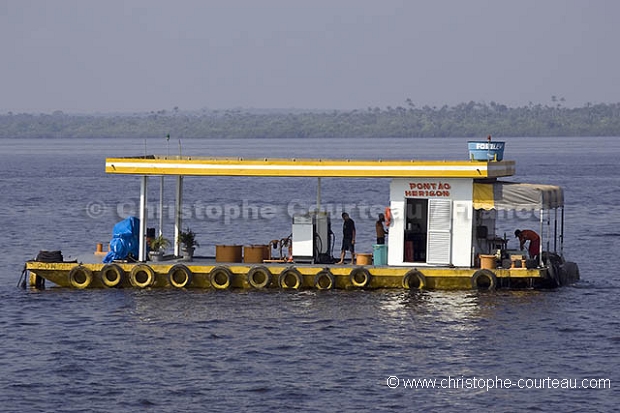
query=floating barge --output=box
[25,141,579,290]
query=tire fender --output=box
[209,266,232,290]
[471,269,497,290]
[314,269,335,290]
[130,264,156,288]
[100,264,124,288]
[402,269,426,290]
[278,267,303,290]
[68,265,93,289]
[247,266,272,289]
[350,267,371,288]
[168,264,193,288]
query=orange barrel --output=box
[216,245,243,263]
[262,244,270,260]
[243,245,268,263]
[479,254,497,270]
[356,253,372,265]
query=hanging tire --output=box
[350,267,371,288]
[314,269,335,290]
[471,269,497,290]
[209,266,232,290]
[168,264,193,288]
[247,266,272,289]
[278,267,303,290]
[129,264,156,288]
[68,265,93,289]
[100,264,124,288]
[546,263,559,287]
[402,269,426,290]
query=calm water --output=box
[1,136,618,412]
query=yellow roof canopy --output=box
[106,156,516,179]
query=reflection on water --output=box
[380,290,482,324]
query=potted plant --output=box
[178,227,199,260]
[148,234,170,262]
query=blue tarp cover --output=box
[103,217,140,263]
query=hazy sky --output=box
[1,0,618,113]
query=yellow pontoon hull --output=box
[25,260,575,291]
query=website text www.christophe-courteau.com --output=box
[386,375,611,391]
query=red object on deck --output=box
[405,241,414,262]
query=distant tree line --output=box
[1,100,619,139]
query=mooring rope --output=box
[17,264,27,289]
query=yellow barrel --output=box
[216,245,243,263]
[243,245,268,263]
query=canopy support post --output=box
[539,208,544,267]
[316,177,321,212]
[174,175,184,257]
[139,176,148,262]
[159,176,164,237]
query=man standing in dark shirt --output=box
[337,212,356,264]
[375,213,388,244]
